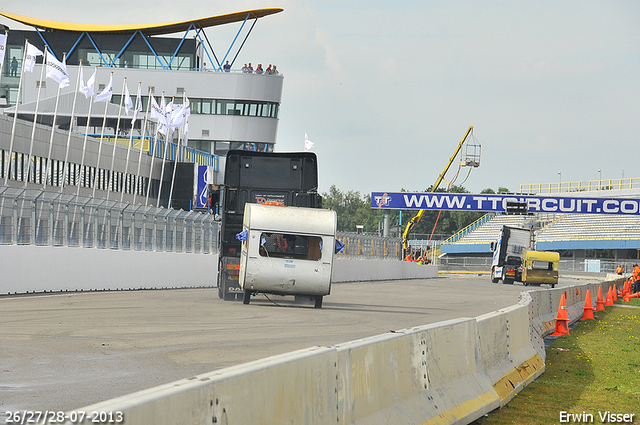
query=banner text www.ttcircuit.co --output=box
[371,192,640,215]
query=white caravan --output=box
[238,203,337,308]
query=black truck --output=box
[217,150,323,300]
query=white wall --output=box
[0,245,217,294]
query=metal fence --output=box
[0,187,218,253]
[438,255,632,275]
[335,232,403,260]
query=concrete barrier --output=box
[0,245,217,294]
[0,248,435,295]
[50,274,632,424]
[332,259,438,282]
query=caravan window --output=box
[531,260,553,270]
[259,233,322,260]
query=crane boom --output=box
[402,126,474,249]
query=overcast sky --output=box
[2,1,639,196]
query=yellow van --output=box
[522,250,559,288]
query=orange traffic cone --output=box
[551,293,570,336]
[613,284,618,301]
[596,286,605,311]
[626,292,640,301]
[582,289,594,320]
[605,287,614,307]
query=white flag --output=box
[124,83,133,114]
[183,95,190,117]
[150,95,165,126]
[24,42,44,73]
[169,104,182,131]
[45,51,70,88]
[0,33,7,71]
[94,74,113,103]
[79,66,96,99]
[304,132,314,152]
[131,85,142,124]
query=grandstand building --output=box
[0,9,283,206]
[440,180,640,272]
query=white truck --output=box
[238,203,338,308]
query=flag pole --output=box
[156,98,174,208]
[5,39,30,186]
[76,65,97,199]
[133,86,152,205]
[22,45,48,187]
[168,91,187,210]
[105,76,128,201]
[145,91,164,205]
[92,72,114,198]
[60,55,82,191]
[43,52,66,189]
[121,81,142,203]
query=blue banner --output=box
[371,192,640,215]
[196,165,210,208]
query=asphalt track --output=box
[0,275,587,416]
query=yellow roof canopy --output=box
[0,9,283,35]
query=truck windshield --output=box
[259,233,322,260]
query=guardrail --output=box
[60,276,623,424]
[0,187,217,253]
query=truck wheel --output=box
[490,268,499,284]
[222,282,235,301]
[243,290,251,305]
[314,296,323,309]
[217,277,224,299]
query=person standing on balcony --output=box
[10,57,18,76]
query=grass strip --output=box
[473,299,640,424]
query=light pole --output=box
[558,171,562,193]
[598,169,602,190]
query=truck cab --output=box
[490,225,530,284]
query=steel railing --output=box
[0,187,218,254]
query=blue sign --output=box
[371,192,640,215]
[196,165,210,208]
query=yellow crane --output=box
[402,126,478,250]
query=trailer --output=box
[238,203,337,308]
[521,250,559,288]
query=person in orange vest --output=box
[616,264,625,275]
[404,248,414,262]
[632,263,640,294]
